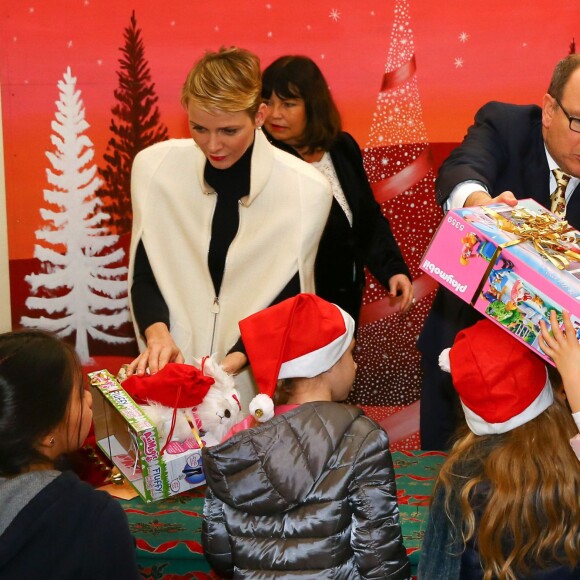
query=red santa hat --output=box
[239,293,355,421]
[122,362,215,408]
[439,319,553,435]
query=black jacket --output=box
[435,102,580,212]
[0,471,139,580]
[266,130,411,323]
[202,402,410,579]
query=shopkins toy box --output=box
[420,199,580,365]
[89,369,206,502]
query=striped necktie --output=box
[550,168,571,217]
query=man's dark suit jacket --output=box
[435,101,580,217]
[419,101,580,448]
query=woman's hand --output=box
[126,322,185,377]
[540,310,580,413]
[221,352,248,375]
[388,274,414,313]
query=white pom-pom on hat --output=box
[249,393,275,423]
[438,348,451,373]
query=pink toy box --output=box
[89,369,207,502]
[420,199,580,365]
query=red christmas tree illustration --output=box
[98,11,168,236]
[351,0,443,449]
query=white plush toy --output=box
[119,356,243,449]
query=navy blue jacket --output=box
[0,471,139,579]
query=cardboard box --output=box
[89,369,206,502]
[420,199,580,365]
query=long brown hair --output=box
[435,397,580,580]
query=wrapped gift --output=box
[421,199,580,365]
[89,370,206,502]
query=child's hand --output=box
[539,310,580,413]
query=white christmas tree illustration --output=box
[21,67,132,363]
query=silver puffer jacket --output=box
[202,401,410,579]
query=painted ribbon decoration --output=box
[380,54,417,91]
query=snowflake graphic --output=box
[329,8,341,21]
[454,57,464,68]
[459,31,469,42]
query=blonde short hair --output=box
[181,46,262,117]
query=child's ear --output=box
[38,433,56,448]
[36,432,58,459]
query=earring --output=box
[256,125,263,131]
[49,436,56,447]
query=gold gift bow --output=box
[482,207,580,270]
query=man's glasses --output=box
[555,97,580,133]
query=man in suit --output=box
[419,54,580,450]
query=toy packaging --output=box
[421,199,580,365]
[89,370,207,502]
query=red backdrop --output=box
[1,0,576,448]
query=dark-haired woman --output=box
[0,331,139,579]
[262,55,413,325]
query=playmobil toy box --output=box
[89,369,206,502]
[420,199,580,365]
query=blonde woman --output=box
[127,47,331,396]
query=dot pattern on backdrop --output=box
[348,0,443,416]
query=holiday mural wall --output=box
[0,0,576,447]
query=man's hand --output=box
[465,190,518,208]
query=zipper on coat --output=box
[205,191,219,355]
[207,198,244,356]
[209,297,220,354]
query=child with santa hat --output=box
[418,319,580,580]
[201,293,410,579]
